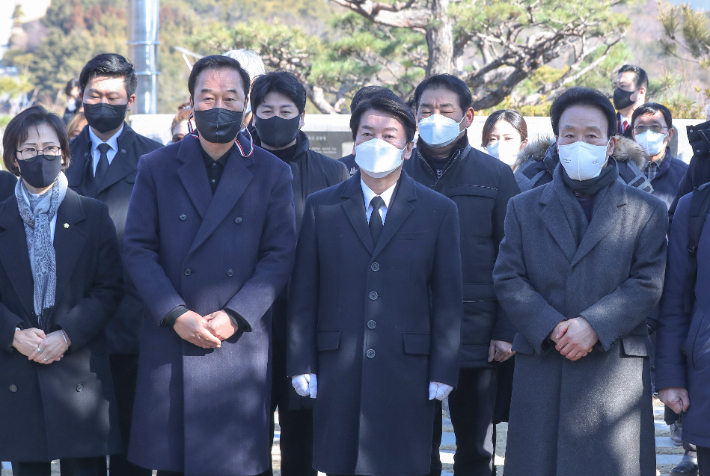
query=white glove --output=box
[429,382,453,401]
[292,374,318,398]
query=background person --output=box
[66,112,87,141]
[223,49,266,127]
[482,109,528,168]
[62,78,82,125]
[250,70,348,476]
[65,53,163,476]
[0,105,124,476]
[613,64,648,138]
[170,103,195,143]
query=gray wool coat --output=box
[493,170,668,476]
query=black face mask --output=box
[255,115,301,149]
[613,88,636,111]
[17,155,62,189]
[84,102,127,134]
[194,108,243,144]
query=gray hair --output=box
[222,49,265,82]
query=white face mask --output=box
[635,130,667,157]
[487,141,520,166]
[418,114,465,148]
[558,140,610,181]
[354,138,405,179]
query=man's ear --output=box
[299,111,305,130]
[464,107,475,128]
[126,94,136,112]
[607,136,616,157]
[403,141,415,160]
[666,126,675,142]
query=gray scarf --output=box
[554,162,618,249]
[15,173,68,323]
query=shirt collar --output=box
[89,123,124,154]
[361,178,397,211]
[199,141,233,167]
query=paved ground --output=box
[0,396,684,476]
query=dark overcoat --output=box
[252,129,349,411]
[123,132,297,476]
[287,171,463,476]
[67,123,163,355]
[493,170,668,476]
[0,170,17,202]
[656,190,710,448]
[0,189,123,461]
[403,141,519,367]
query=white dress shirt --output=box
[361,179,396,225]
[89,124,124,175]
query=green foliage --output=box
[659,2,710,68]
[0,75,34,97]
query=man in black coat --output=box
[669,118,710,218]
[403,74,519,476]
[250,71,348,476]
[0,170,18,202]
[65,53,162,476]
[612,65,648,138]
[288,92,462,476]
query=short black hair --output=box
[413,74,473,112]
[631,103,673,130]
[550,87,617,139]
[188,55,251,99]
[251,71,306,114]
[351,86,398,112]
[79,53,137,97]
[65,78,80,96]
[2,105,71,176]
[617,64,649,91]
[481,110,528,147]
[350,93,416,143]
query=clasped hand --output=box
[174,310,238,349]
[12,328,70,364]
[551,317,599,361]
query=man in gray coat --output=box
[493,87,668,476]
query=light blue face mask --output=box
[417,114,465,148]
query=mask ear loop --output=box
[234,124,254,158]
[187,111,198,138]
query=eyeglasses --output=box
[16,146,61,160]
[633,125,668,134]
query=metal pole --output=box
[127,0,160,114]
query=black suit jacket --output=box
[0,171,17,203]
[66,123,163,354]
[0,189,123,461]
[287,170,463,476]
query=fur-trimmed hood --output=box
[514,135,649,172]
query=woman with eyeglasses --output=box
[0,106,124,476]
[631,102,687,210]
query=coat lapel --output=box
[0,197,36,321]
[570,180,628,268]
[177,135,212,219]
[540,184,577,263]
[95,126,138,194]
[341,172,374,255]
[53,190,87,302]
[187,144,254,256]
[372,172,416,259]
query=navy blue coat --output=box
[67,123,163,355]
[0,189,123,461]
[288,171,463,476]
[648,150,688,210]
[657,190,710,448]
[123,132,297,475]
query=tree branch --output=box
[329,0,430,28]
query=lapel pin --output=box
[64,223,70,228]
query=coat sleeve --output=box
[655,193,693,390]
[286,196,319,377]
[669,164,693,221]
[223,164,297,331]
[56,203,124,351]
[579,200,668,351]
[493,199,567,354]
[491,167,521,343]
[123,157,187,324]
[337,161,350,183]
[0,303,24,353]
[429,201,463,387]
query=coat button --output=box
[227,269,233,277]
[9,384,17,393]
[367,320,376,329]
[369,291,378,300]
[366,349,376,359]
[179,214,187,221]
[184,268,192,276]
[76,384,83,392]
[370,262,380,272]
[235,217,243,224]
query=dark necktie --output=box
[369,196,385,245]
[95,143,111,184]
